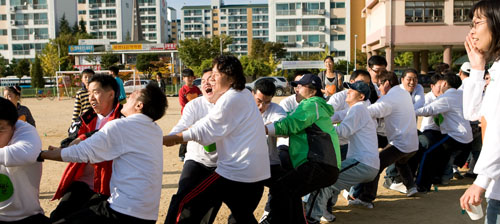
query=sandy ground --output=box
[19,96,484,224]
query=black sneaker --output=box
[454,172,464,180]
[464,173,477,178]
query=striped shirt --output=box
[72,89,91,121]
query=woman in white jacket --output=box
[460,1,500,223]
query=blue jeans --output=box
[304,158,379,222]
[486,199,500,224]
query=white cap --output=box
[460,62,471,74]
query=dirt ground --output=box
[20,96,484,224]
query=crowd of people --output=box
[0,0,499,223]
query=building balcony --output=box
[302,9,326,16]
[13,50,30,55]
[276,10,296,16]
[33,4,48,9]
[12,35,29,41]
[276,26,296,32]
[302,25,320,31]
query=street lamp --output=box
[354,34,358,71]
[220,35,223,55]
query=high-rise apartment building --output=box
[269,0,352,60]
[166,6,176,43]
[138,0,168,43]
[181,0,269,56]
[0,0,76,61]
[78,0,132,42]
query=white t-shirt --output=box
[416,88,473,144]
[262,103,286,165]
[170,96,217,167]
[0,121,44,221]
[368,86,419,153]
[183,88,270,183]
[419,92,440,132]
[336,102,380,170]
[62,113,163,221]
[279,94,299,113]
[400,84,425,110]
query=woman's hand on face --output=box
[465,33,487,71]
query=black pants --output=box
[0,214,50,224]
[55,198,155,224]
[50,181,103,222]
[357,145,416,202]
[178,143,187,158]
[164,160,220,224]
[174,172,264,224]
[266,161,339,224]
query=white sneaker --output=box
[320,211,336,222]
[348,198,374,209]
[389,182,408,194]
[259,211,269,223]
[342,190,350,201]
[407,187,418,197]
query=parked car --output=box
[245,76,290,96]
[124,79,151,94]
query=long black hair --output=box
[470,0,500,61]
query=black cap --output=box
[291,73,322,90]
[343,81,371,101]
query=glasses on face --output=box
[470,20,486,29]
[370,67,384,74]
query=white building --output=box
[138,0,168,43]
[269,0,350,60]
[0,0,76,61]
[166,6,176,43]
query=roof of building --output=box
[181,3,268,10]
[181,5,211,10]
[167,6,176,11]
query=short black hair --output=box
[350,70,371,81]
[402,68,419,79]
[182,68,194,77]
[212,55,246,90]
[156,72,162,78]
[109,66,119,76]
[5,85,21,97]
[0,97,18,127]
[470,0,500,61]
[82,69,95,76]
[430,73,442,85]
[202,68,212,74]
[378,71,399,87]
[253,79,276,96]
[440,72,462,89]
[89,74,119,105]
[138,83,167,121]
[435,63,450,74]
[324,56,334,62]
[368,55,387,68]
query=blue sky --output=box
[168,0,268,18]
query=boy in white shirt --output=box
[305,81,379,223]
[40,84,167,224]
[0,97,49,223]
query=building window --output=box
[405,1,444,23]
[221,23,226,27]
[78,0,85,3]
[331,2,345,8]
[213,28,218,31]
[0,0,5,5]
[454,0,478,22]
[0,29,7,35]
[0,14,6,20]
[333,51,346,57]
[0,44,8,50]
[78,10,86,15]
[331,18,346,25]
[330,34,345,41]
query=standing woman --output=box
[460,1,500,223]
[264,74,341,224]
[318,56,343,98]
[3,85,36,127]
[163,55,270,223]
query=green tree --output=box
[355,49,367,69]
[136,53,159,79]
[394,52,413,67]
[13,59,30,83]
[59,14,72,35]
[72,21,79,34]
[191,58,213,77]
[178,35,232,69]
[79,18,87,33]
[0,55,8,77]
[250,39,286,60]
[100,52,120,69]
[334,60,354,75]
[31,55,45,88]
[240,56,271,80]
[40,42,66,77]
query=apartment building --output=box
[138,0,167,43]
[269,0,355,61]
[166,6,176,43]
[0,0,76,61]
[181,0,269,56]
[362,0,475,72]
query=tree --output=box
[59,14,72,35]
[13,59,30,83]
[100,52,120,69]
[250,39,286,60]
[240,56,271,80]
[355,49,367,69]
[394,52,413,67]
[136,53,160,79]
[191,58,213,77]
[0,55,8,77]
[72,21,79,34]
[79,18,87,33]
[40,42,65,77]
[178,35,232,69]
[334,60,354,75]
[31,55,45,88]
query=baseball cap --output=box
[343,81,371,101]
[460,62,471,74]
[291,73,322,90]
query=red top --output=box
[52,103,123,200]
[179,85,202,113]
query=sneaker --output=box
[342,190,350,201]
[320,211,336,222]
[389,182,408,194]
[259,211,269,223]
[179,156,185,162]
[382,178,392,190]
[464,173,477,178]
[453,172,464,180]
[348,198,374,209]
[406,187,418,197]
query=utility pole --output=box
[354,34,358,71]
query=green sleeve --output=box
[274,101,317,136]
